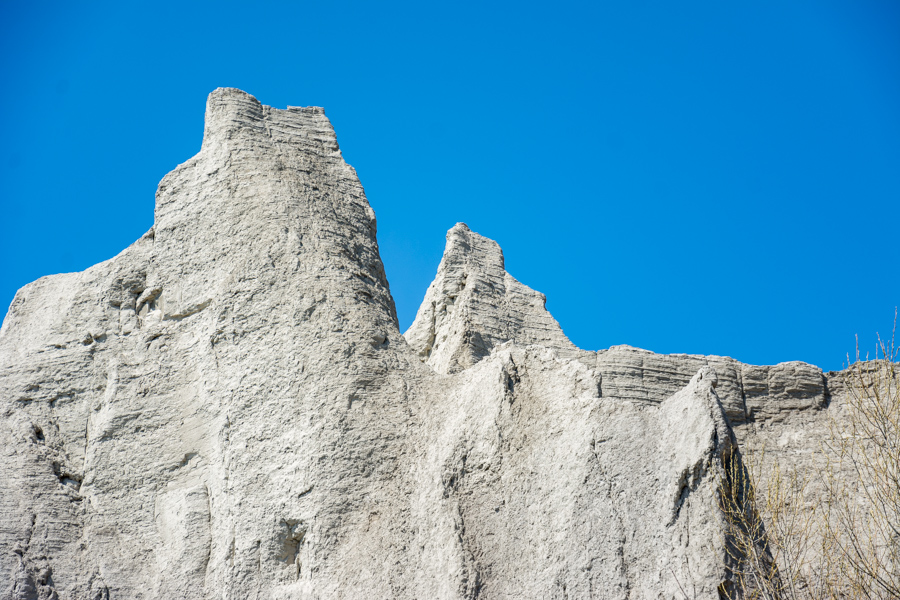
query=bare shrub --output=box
[719,312,899,600]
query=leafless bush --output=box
[719,311,899,600]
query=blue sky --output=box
[1,0,898,372]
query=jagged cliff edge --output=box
[0,88,843,600]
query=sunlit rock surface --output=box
[1,88,842,599]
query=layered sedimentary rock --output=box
[0,88,843,600]
[404,223,586,374]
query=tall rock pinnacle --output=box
[404,222,582,374]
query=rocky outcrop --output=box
[0,88,841,599]
[595,346,827,424]
[404,223,586,374]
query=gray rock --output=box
[404,223,587,374]
[0,88,842,599]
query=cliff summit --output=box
[1,89,845,600]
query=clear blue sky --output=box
[1,0,898,372]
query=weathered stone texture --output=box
[404,223,586,374]
[0,88,841,599]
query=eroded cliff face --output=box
[0,88,842,600]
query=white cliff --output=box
[0,88,844,600]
